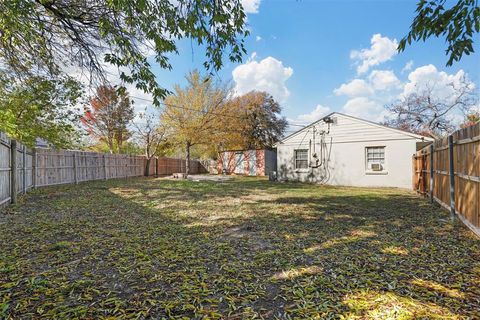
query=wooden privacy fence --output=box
[1,132,208,206]
[152,157,208,176]
[413,122,480,236]
[35,149,145,187]
[0,133,34,206]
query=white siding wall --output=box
[277,113,426,188]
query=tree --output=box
[399,0,479,66]
[461,111,480,128]
[0,0,248,102]
[134,111,169,176]
[223,91,288,150]
[162,70,229,176]
[385,77,478,138]
[0,73,82,147]
[85,139,142,155]
[81,85,134,153]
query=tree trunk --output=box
[144,140,151,176]
[108,139,114,154]
[117,131,124,153]
[185,141,191,177]
[145,157,151,176]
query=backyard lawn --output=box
[1,176,479,319]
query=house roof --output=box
[219,148,273,153]
[279,112,434,144]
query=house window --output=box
[366,146,385,171]
[294,149,309,169]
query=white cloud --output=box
[333,70,400,99]
[401,60,414,73]
[296,105,331,124]
[338,65,476,123]
[334,79,373,97]
[232,55,293,102]
[402,64,474,102]
[255,35,262,42]
[241,0,261,13]
[350,34,398,74]
[368,70,401,90]
[342,97,388,122]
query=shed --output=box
[217,149,277,176]
[276,112,433,188]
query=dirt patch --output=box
[223,226,273,250]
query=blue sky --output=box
[134,0,479,126]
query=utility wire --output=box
[134,120,300,135]
[129,95,309,128]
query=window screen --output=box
[366,147,385,170]
[295,149,308,169]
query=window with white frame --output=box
[294,149,309,169]
[366,146,385,171]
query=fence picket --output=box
[448,135,455,219]
[0,131,209,207]
[413,123,480,236]
[22,145,26,194]
[10,140,17,204]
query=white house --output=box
[276,112,433,188]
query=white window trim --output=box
[365,170,389,175]
[294,149,309,171]
[365,146,387,174]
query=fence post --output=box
[73,152,78,184]
[10,140,17,204]
[412,155,416,191]
[103,154,107,180]
[448,135,455,220]
[22,145,27,194]
[155,157,158,177]
[429,144,434,203]
[32,148,37,189]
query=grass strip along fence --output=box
[413,122,480,236]
[0,132,207,206]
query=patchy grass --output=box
[1,176,479,319]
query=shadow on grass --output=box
[1,176,479,318]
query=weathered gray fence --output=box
[0,134,145,206]
[1,132,210,207]
[0,133,34,206]
[34,149,145,187]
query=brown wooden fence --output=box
[154,157,208,176]
[1,132,208,207]
[413,123,480,236]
